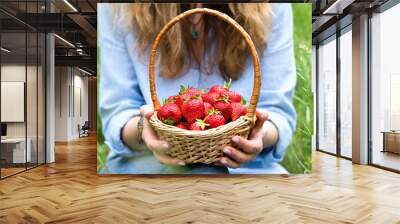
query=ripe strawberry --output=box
[202,92,220,105]
[203,102,214,115]
[189,119,208,131]
[231,102,246,121]
[163,95,177,105]
[157,103,182,125]
[214,96,232,121]
[187,88,204,96]
[176,123,188,130]
[176,90,203,110]
[209,85,228,95]
[204,110,225,129]
[181,98,205,124]
[174,95,184,108]
[225,91,242,103]
[179,85,203,97]
[209,79,231,95]
[180,93,198,103]
[167,95,175,102]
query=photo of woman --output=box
[98,3,297,174]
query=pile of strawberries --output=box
[156,81,247,131]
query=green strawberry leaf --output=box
[191,95,201,100]
[241,98,247,106]
[217,95,230,103]
[179,85,187,94]
[223,78,232,89]
[208,108,221,115]
[196,119,209,129]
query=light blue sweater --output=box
[98,4,296,174]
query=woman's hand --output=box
[217,110,277,168]
[140,105,186,166]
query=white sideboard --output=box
[1,138,32,163]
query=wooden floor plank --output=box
[0,135,399,223]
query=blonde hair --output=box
[115,3,271,80]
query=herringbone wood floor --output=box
[1,135,400,224]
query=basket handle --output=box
[149,8,261,119]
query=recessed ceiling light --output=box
[54,34,75,48]
[1,47,11,53]
[63,0,78,12]
[322,0,354,15]
[78,67,93,76]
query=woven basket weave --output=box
[148,8,261,164]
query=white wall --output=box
[54,67,89,141]
[1,82,25,122]
[55,67,68,141]
[1,65,25,130]
[1,65,42,137]
[70,72,89,138]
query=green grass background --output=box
[280,4,313,173]
[97,4,313,174]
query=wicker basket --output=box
[148,8,261,164]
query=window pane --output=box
[340,29,352,158]
[371,4,400,171]
[318,37,337,154]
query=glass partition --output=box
[0,1,46,179]
[339,28,352,158]
[27,31,38,169]
[317,36,337,154]
[370,3,400,171]
[1,30,28,178]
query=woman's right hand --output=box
[139,105,186,166]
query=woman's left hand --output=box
[217,110,269,168]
